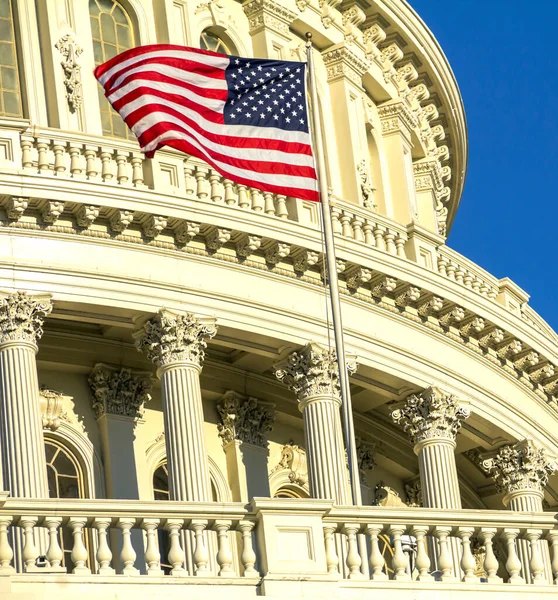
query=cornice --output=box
[322,43,369,85]
[242,0,296,39]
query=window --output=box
[0,0,22,117]
[45,440,87,571]
[200,29,236,55]
[89,0,134,138]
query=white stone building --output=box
[0,0,556,598]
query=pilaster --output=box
[322,44,369,204]
[275,342,355,504]
[242,0,296,58]
[378,100,419,225]
[217,390,275,501]
[134,309,217,502]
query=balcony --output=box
[0,493,557,599]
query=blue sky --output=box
[409,0,558,331]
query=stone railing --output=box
[1,495,557,589]
[436,246,499,300]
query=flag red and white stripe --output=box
[94,44,319,202]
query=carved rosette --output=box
[481,439,556,495]
[134,309,217,368]
[274,342,357,402]
[391,386,470,447]
[217,390,275,448]
[88,363,153,419]
[0,291,52,346]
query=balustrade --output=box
[437,247,499,300]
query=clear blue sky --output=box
[410,0,558,331]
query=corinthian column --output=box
[392,386,470,578]
[482,440,556,583]
[134,310,216,502]
[0,292,52,498]
[275,343,354,504]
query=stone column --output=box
[135,309,217,503]
[217,391,275,502]
[89,364,152,573]
[0,291,52,570]
[482,439,556,583]
[392,386,470,578]
[275,343,354,504]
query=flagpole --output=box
[305,33,361,506]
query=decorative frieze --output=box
[0,291,52,345]
[134,310,217,368]
[217,390,275,448]
[482,440,556,494]
[322,45,369,86]
[88,364,153,419]
[392,386,470,446]
[242,0,296,39]
[275,342,357,402]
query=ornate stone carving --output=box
[322,45,369,86]
[206,227,231,251]
[243,0,296,39]
[88,363,153,419]
[371,276,397,298]
[357,159,375,208]
[394,286,421,308]
[275,342,357,402]
[372,481,406,507]
[378,101,417,136]
[265,241,290,265]
[319,0,342,28]
[143,215,167,239]
[496,339,523,360]
[481,440,556,494]
[236,233,262,258]
[41,201,65,224]
[271,441,308,487]
[109,209,134,233]
[7,196,28,221]
[76,205,100,228]
[0,291,52,345]
[55,34,83,112]
[292,248,320,274]
[39,388,69,431]
[405,479,423,507]
[134,309,217,368]
[174,221,200,245]
[417,296,444,318]
[342,5,365,44]
[346,267,372,291]
[217,390,275,448]
[391,386,470,445]
[439,306,465,327]
[355,436,378,483]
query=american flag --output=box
[94,44,319,202]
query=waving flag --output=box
[94,44,319,202]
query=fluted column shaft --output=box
[0,340,48,497]
[158,361,211,502]
[300,395,350,504]
[417,439,461,509]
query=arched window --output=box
[89,0,135,138]
[45,439,87,570]
[274,485,309,499]
[200,29,236,55]
[0,0,22,117]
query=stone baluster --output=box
[191,520,210,575]
[44,517,64,571]
[263,192,275,215]
[457,527,479,583]
[0,292,52,570]
[365,525,387,580]
[114,151,129,184]
[118,519,138,575]
[36,139,50,174]
[237,185,250,209]
[482,439,556,583]
[275,343,354,504]
[52,143,66,174]
[223,179,236,205]
[390,525,411,581]
[434,526,455,581]
[214,520,234,576]
[20,517,39,572]
[100,150,114,181]
[69,517,90,574]
[135,310,216,503]
[166,519,186,576]
[250,188,264,212]
[84,146,98,179]
[547,531,558,584]
[0,516,14,574]
[131,155,144,186]
[480,528,502,583]
[21,137,33,168]
[392,386,470,576]
[141,519,162,576]
[238,520,258,578]
[343,524,363,579]
[183,164,196,195]
[94,518,115,575]
[68,143,84,178]
[502,529,525,584]
[413,526,433,581]
[324,524,340,576]
[275,195,288,219]
[527,530,546,583]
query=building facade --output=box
[0,0,557,598]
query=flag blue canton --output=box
[224,56,309,133]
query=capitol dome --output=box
[0,1,556,598]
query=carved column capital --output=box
[391,386,470,448]
[88,363,153,419]
[274,342,357,403]
[242,0,296,39]
[322,44,369,86]
[134,309,217,369]
[0,291,52,347]
[482,439,556,496]
[377,100,418,140]
[217,390,275,449]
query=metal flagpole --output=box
[305,33,362,506]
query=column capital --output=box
[274,342,357,403]
[322,43,369,86]
[377,100,418,140]
[391,386,470,448]
[134,309,217,369]
[481,439,556,496]
[0,291,52,347]
[88,363,153,419]
[217,390,275,449]
[242,0,296,40]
